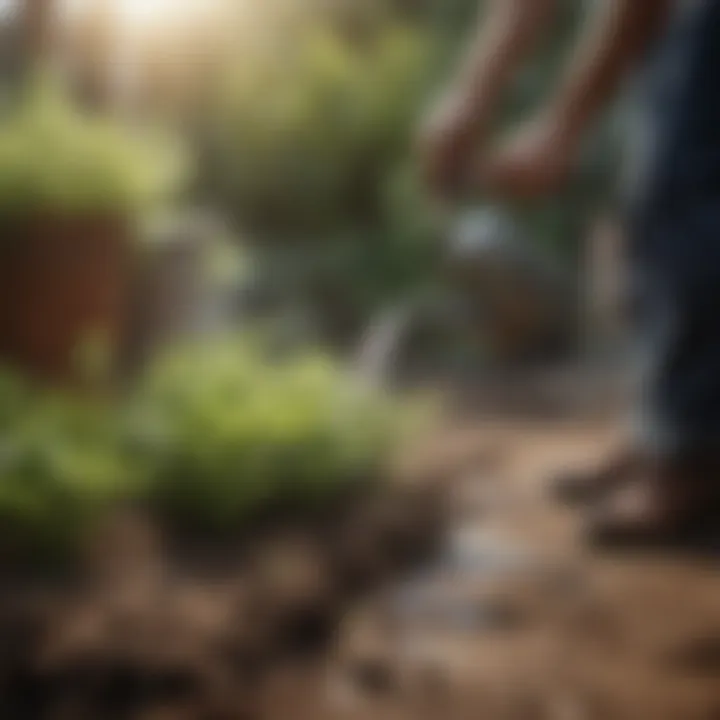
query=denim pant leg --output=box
[625,0,720,457]
[630,224,720,457]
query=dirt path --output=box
[263,418,720,720]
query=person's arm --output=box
[546,0,674,143]
[420,0,559,196]
[449,0,560,126]
[477,0,675,198]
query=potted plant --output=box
[0,79,187,385]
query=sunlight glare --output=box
[117,0,208,32]
[0,0,16,23]
[61,0,217,34]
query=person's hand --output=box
[476,110,581,200]
[417,89,489,200]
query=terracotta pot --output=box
[0,214,131,386]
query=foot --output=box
[550,447,640,506]
[585,455,720,550]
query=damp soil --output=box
[0,475,448,720]
[2,413,720,720]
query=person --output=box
[419,0,720,547]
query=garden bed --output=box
[0,335,447,717]
[0,472,447,719]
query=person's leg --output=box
[583,0,720,546]
[588,253,720,546]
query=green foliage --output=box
[0,367,30,430]
[198,20,443,333]
[0,339,424,559]
[128,337,416,531]
[199,0,615,336]
[0,371,134,560]
[0,78,189,217]
[206,22,436,238]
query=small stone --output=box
[415,661,450,699]
[475,597,527,632]
[347,656,399,696]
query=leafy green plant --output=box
[197,21,442,338]
[205,22,436,238]
[0,373,136,562]
[0,367,30,431]
[0,78,189,217]
[0,331,429,560]
[128,337,419,531]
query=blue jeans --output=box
[625,0,720,456]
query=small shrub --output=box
[0,372,136,562]
[205,22,435,238]
[128,337,418,532]
[198,21,442,339]
[0,336,428,560]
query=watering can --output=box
[354,204,576,387]
[443,205,575,361]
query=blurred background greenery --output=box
[0,0,624,562]
[1,0,623,341]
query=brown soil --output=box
[317,418,720,720]
[0,479,447,720]
[2,403,720,719]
